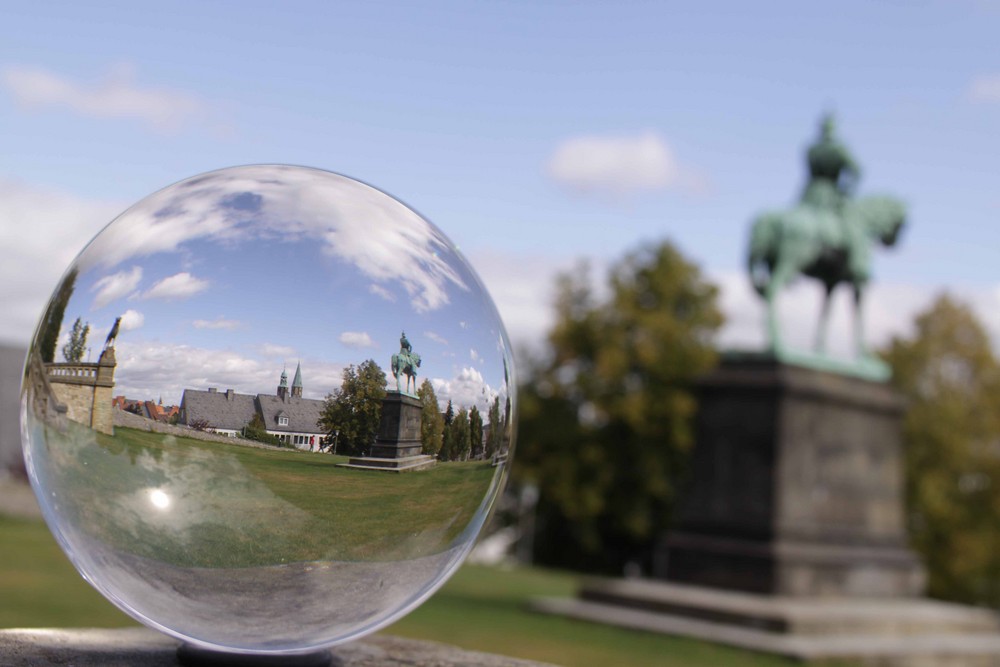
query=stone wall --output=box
[0,345,26,477]
[45,348,116,435]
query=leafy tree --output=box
[319,360,387,456]
[417,379,444,456]
[38,268,77,363]
[243,413,282,447]
[61,317,90,362]
[883,294,1000,605]
[469,405,484,459]
[514,241,723,573]
[486,396,503,458]
[444,400,454,426]
[443,407,471,461]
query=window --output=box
[278,416,288,426]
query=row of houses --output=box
[112,395,179,423]
[178,363,326,450]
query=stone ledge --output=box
[0,628,559,667]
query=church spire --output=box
[291,361,303,398]
[277,366,289,400]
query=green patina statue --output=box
[746,114,906,378]
[391,331,421,396]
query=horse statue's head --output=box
[854,195,906,247]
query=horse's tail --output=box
[390,354,399,377]
[747,212,779,296]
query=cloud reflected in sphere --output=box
[20,165,516,656]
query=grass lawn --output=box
[31,424,497,566]
[0,512,822,666]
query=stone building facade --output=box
[44,347,117,435]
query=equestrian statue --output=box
[391,331,421,396]
[747,114,906,365]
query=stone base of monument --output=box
[336,391,436,473]
[534,357,1000,664]
[338,454,436,472]
[0,628,556,666]
[534,578,1000,666]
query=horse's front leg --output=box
[853,282,867,359]
[815,283,835,354]
[765,258,796,355]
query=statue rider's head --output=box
[819,113,836,141]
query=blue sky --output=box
[3,1,1000,373]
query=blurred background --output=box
[3,2,1000,665]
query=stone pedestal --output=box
[338,392,434,472]
[534,358,1000,664]
[656,357,925,597]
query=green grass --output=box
[1,513,807,666]
[33,424,496,566]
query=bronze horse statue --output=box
[391,351,421,395]
[748,195,905,357]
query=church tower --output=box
[291,362,303,398]
[277,367,289,401]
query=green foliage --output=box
[442,407,472,461]
[319,359,387,456]
[883,294,1000,605]
[486,396,502,458]
[61,317,90,362]
[514,241,723,573]
[37,268,77,363]
[417,379,445,456]
[469,405,484,459]
[243,413,282,447]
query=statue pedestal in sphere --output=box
[339,392,436,472]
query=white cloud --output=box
[431,366,499,415]
[258,343,296,358]
[142,272,209,300]
[114,339,343,404]
[0,179,121,345]
[470,348,481,363]
[76,166,466,313]
[120,309,144,331]
[425,331,448,345]
[969,74,1000,103]
[369,284,395,302]
[2,63,205,132]
[548,131,701,197]
[91,266,142,309]
[192,317,241,330]
[339,331,376,349]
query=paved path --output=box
[0,477,40,520]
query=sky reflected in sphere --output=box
[20,165,516,654]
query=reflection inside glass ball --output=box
[20,165,516,654]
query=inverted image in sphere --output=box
[20,165,516,654]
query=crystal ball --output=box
[20,165,516,655]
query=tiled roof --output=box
[181,389,258,431]
[257,394,325,434]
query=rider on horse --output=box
[801,114,861,214]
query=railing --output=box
[46,363,99,380]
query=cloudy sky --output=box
[3,1,1000,383]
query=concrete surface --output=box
[0,628,558,667]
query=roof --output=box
[256,394,325,434]
[181,389,258,431]
[292,362,303,388]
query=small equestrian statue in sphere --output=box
[747,114,906,362]
[391,331,421,396]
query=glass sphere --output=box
[20,165,516,655]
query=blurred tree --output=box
[469,405,484,459]
[61,317,90,363]
[38,268,77,363]
[417,379,444,456]
[319,360,387,456]
[514,241,722,573]
[883,294,1000,605]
